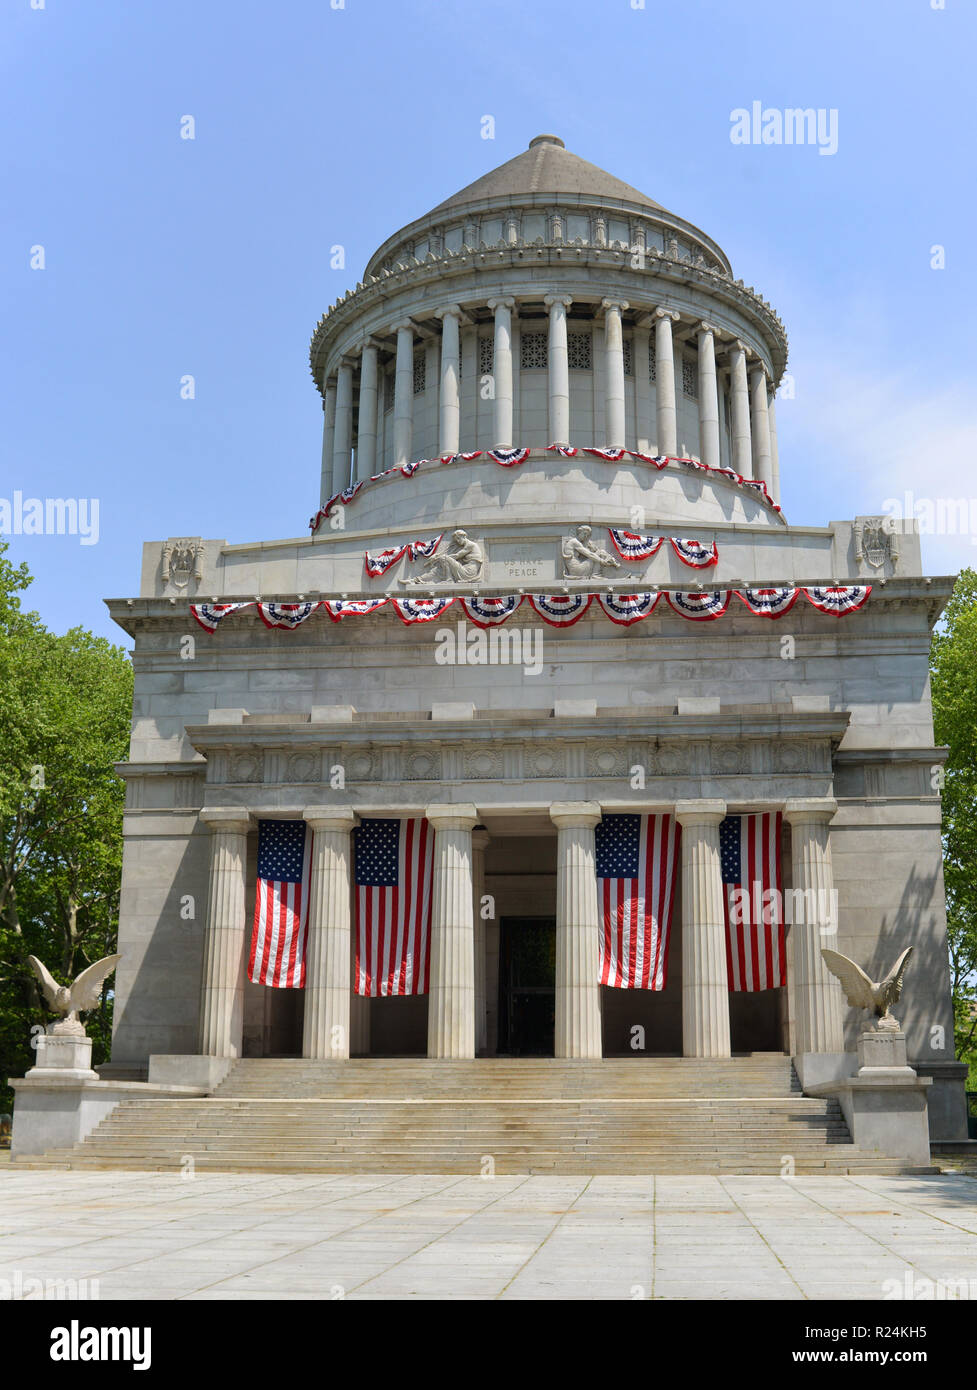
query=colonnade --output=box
[196,797,842,1062]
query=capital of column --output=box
[654,306,680,322]
[302,806,358,832]
[550,801,602,831]
[472,827,491,851]
[674,798,727,828]
[728,338,752,358]
[698,321,719,338]
[544,293,573,309]
[389,319,414,336]
[601,297,629,314]
[357,336,382,355]
[749,360,771,383]
[425,802,479,832]
[199,807,252,834]
[487,296,516,312]
[434,304,464,323]
[784,797,838,826]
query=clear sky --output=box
[3,0,975,644]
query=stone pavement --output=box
[1,1168,976,1300]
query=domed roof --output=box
[429,134,668,216]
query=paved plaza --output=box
[2,1167,977,1300]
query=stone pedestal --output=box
[551,802,603,1059]
[805,1029,933,1166]
[426,804,478,1059]
[29,1033,98,1080]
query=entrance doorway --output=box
[497,917,556,1055]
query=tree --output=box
[930,567,977,1090]
[0,541,132,1111]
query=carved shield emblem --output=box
[862,520,889,569]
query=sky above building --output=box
[3,0,975,643]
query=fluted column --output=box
[426,803,478,1059]
[544,293,572,445]
[331,359,354,494]
[784,799,846,1054]
[675,800,731,1059]
[392,322,414,468]
[729,341,752,476]
[197,809,251,1058]
[550,802,603,1059]
[472,828,490,1055]
[301,808,357,1059]
[633,321,652,452]
[319,378,336,506]
[436,305,462,457]
[355,344,378,482]
[697,322,721,469]
[768,391,781,504]
[654,308,679,457]
[750,364,773,489]
[487,296,515,448]
[602,298,629,449]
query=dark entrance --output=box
[498,917,556,1055]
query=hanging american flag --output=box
[720,812,785,992]
[355,817,434,996]
[595,814,680,990]
[249,819,311,988]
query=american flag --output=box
[595,814,680,990]
[720,812,785,991]
[354,818,434,997]
[249,819,311,988]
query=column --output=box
[729,341,752,476]
[197,809,251,1058]
[472,828,490,1055]
[632,320,652,452]
[426,803,478,1059]
[768,390,781,504]
[301,808,357,1059]
[319,378,336,506]
[544,293,572,444]
[654,307,679,457]
[392,322,414,468]
[355,344,379,481]
[750,363,773,489]
[331,358,354,494]
[437,305,462,456]
[602,298,629,449]
[697,322,721,469]
[550,802,603,1059]
[675,800,731,1059]
[784,799,845,1054]
[487,296,515,448]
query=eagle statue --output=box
[28,954,122,1038]
[820,946,913,1031]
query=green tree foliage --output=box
[0,541,132,1113]
[930,567,977,1089]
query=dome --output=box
[428,134,668,217]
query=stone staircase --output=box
[16,1056,931,1175]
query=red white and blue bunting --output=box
[192,586,870,632]
[528,593,593,627]
[364,545,407,577]
[669,537,719,569]
[596,592,661,626]
[585,447,627,462]
[803,586,872,616]
[608,529,665,561]
[460,595,524,627]
[487,447,530,467]
[628,451,670,469]
[546,444,579,457]
[735,587,801,618]
[408,534,442,561]
[666,590,732,621]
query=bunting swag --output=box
[364,545,407,577]
[735,587,800,618]
[546,444,579,456]
[407,534,442,560]
[400,459,422,475]
[258,602,321,629]
[804,586,871,616]
[628,451,669,468]
[670,537,719,568]
[249,820,311,988]
[608,528,665,561]
[528,593,592,626]
[391,596,456,624]
[460,595,523,627]
[596,592,661,626]
[720,812,785,992]
[354,817,434,997]
[488,447,530,467]
[665,590,731,621]
[324,597,389,620]
[596,814,680,990]
[585,447,627,462]
[190,602,254,632]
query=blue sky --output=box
[3,0,975,644]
